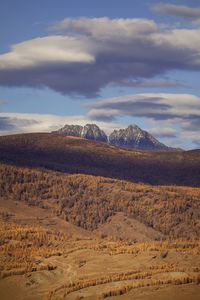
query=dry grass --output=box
[100,275,200,299]
[0,218,200,300]
[47,267,200,299]
[0,220,65,278]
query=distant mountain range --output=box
[53,123,177,151]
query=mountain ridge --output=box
[52,123,178,151]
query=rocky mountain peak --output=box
[109,124,169,150]
[81,124,108,142]
[127,124,141,130]
[53,123,107,143]
[53,124,83,137]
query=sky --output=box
[0,0,200,149]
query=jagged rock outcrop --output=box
[80,124,107,142]
[53,124,107,143]
[54,124,83,137]
[109,125,169,150]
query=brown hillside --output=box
[0,133,200,186]
[1,164,200,239]
[1,214,200,300]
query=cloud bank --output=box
[0,17,200,96]
[88,93,200,122]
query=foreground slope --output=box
[0,164,200,300]
[0,133,200,186]
[0,216,200,300]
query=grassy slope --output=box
[0,133,200,186]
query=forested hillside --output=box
[1,164,200,239]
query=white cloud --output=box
[0,36,94,70]
[0,17,200,95]
[50,17,158,39]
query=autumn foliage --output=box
[1,164,200,239]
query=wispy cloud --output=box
[179,130,200,148]
[0,112,122,136]
[87,93,200,122]
[148,127,177,138]
[112,79,191,88]
[153,3,200,23]
[0,99,8,108]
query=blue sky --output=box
[0,0,200,149]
